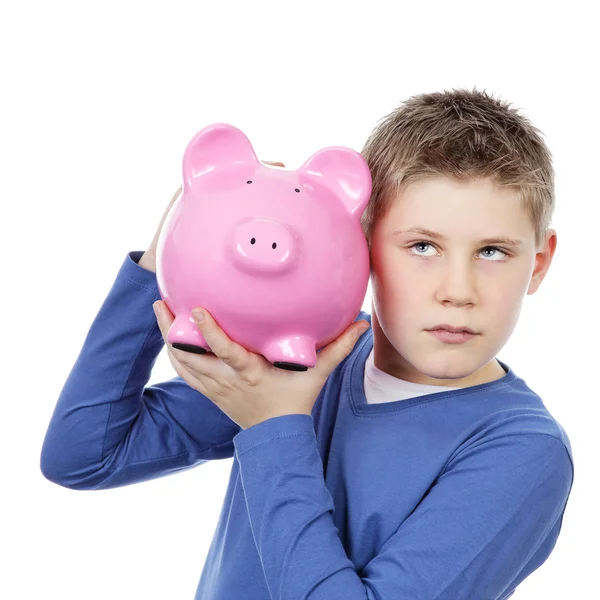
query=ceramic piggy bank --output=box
[155,123,371,371]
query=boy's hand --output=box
[138,161,286,273]
[152,301,370,430]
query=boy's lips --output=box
[426,329,478,344]
[427,324,478,334]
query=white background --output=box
[2,1,596,598]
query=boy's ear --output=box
[527,229,557,295]
[182,123,259,191]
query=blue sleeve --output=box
[40,251,241,491]
[233,415,574,600]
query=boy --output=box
[40,88,574,599]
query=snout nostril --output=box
[249,238,277,249]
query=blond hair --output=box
[360,87,554,251]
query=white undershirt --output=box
[363,347,460,403]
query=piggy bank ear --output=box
[298,147,372,217]
[182,123,259,190]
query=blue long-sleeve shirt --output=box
[40,250,575,600]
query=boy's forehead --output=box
[386,177,534,240]
[396,175,517,203]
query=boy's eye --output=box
[408,241,508,261]
[410,242,436,256]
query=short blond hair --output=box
[360,87,554,251]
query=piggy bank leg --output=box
[262,336,316,371]
[167,314,210,355]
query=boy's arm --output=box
[40,251,240,491]
[232,415,574,600]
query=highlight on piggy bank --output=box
[155,123,372,371]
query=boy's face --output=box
[368,176,557,387]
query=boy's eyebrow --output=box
[392,227,524,247]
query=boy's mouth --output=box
[426,328,478,344]
[427,324,477,334]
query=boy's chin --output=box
[408,351,487,385]
[410,350,502,387]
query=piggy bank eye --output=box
[246,180,300,192]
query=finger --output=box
[192,308,253,373]
[153,300,173,339]
[153,300,221,370]
[262,160,286,167]
[315,321,370,378]
[152,301,187,367]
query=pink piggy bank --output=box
[156,123,371,371]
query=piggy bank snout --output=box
[229,218,298,275]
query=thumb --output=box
[315,320,370,376]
